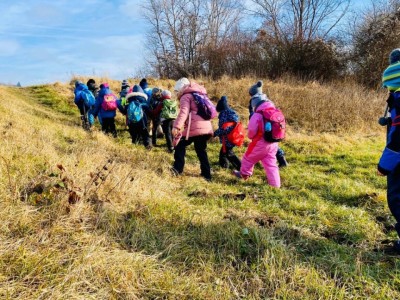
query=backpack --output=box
[260,107,286,142]
[81,90,95,107]
[127,100,144,123]
[224,122,245,146]
[191,92,217,120]
[101,93,117,111]
[161,99,178,119]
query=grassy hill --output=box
[0,79,398,299]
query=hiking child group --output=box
[73,77,288,187]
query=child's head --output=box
[216,96,229,112]
[121,79,130,90]
[174,77,190,97]
[152,87,162,100]
[100,83,109,89]
[139,78,148,90]
[249,80,263,97]
[390,49,400,64]
[161,90,172,100]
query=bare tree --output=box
[248,0,351,42]
[143,0,243,78]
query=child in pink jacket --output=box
[233,100,281,188]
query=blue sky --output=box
[1,0,366,86]
[1,0,148,86]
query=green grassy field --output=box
[0,82,397,299]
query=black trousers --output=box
[151,118,162,145]
[101,118,117,137]
[219,146,241,170]
[173,135,211,180]
[388,168,400,238]
[162,119,174,150]
[128,122,151,147]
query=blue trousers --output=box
[388,168,400,238]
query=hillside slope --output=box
[0,83,397,299]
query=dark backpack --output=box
[127,100,144,123]
[260,107,286,142]
[81,90,95,107]
[192,92,217,120]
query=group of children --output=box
[74,77,288,188]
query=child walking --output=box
[248,81,288,168]
[160,90,178,153]
[234,98,281,188]
[214,96,241,170]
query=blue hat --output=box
[75,80,82,87]
[216,96,229,112]
[249,80,263,96]
[390,49,400,64]
[132,84,144,93]
[139,78,148,90]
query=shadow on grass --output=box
[95,199,400,294]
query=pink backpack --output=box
[261,107,286,142]
[101,93,117,111]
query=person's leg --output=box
[173,138,189,174]
[219,147,229,168]
[152,119,161,145]
[101,118,110,133]
[276,147,288,168]
[141,123,152,148]
[193,135,211,180]
[129,123,139,144]
[162,119,174,151]
[260,143,280,188]
[388,170,400,239]
[226,146,242,170]
[110,117,117,138]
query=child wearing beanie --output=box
[160,90,179,152]
[248,80,288,168]
[214,96,242,170]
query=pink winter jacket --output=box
[246,101,276,153]
[173,82,214,138]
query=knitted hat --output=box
[390,49,400,64]
[249,80,263,96]
[100,83,109,89]
[139,78,148,90]
[174,77,190,93]
[216,96,229,112]
[162,90,172,99]
[132,84,144,93]
[152,87,162,99]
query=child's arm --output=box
[247,113,263,139]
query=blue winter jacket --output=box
[378,92,400,174]
[91,87,117,119]
[74,83,91,115]
[214,108,239,149]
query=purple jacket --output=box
[173,82,214,137]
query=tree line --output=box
[143,0,400,88]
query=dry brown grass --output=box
[72,75,386,134]
[0,78,394,299]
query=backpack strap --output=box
[222,121,236,129]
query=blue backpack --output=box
[81,90,96,107]
[192,92,217,120]
[127,100,144,123]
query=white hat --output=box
[174,77,190,93]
